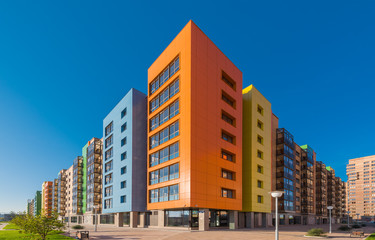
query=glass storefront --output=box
[123,212,130,225]
[209,210,228,227]
[165,210,190,227]
[100,214,114,224]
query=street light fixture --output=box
[270,191,284,240]
[347,211,350,228]
[93,205,99,232]
[327,206,333,234]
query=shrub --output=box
[72,225,84,230]
[352,224,361,228]
[338,225,351,231]
[307,228,325,236]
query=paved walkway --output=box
[0,223,8,230]
[63,223,375,240]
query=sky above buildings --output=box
[0,0,374,212]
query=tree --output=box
[11,212,65,240]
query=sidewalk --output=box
[63,223,375,240]
[0,223,8,231]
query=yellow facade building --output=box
[241,85,272,228]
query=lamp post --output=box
[347,211,350,228]
[270,191,284,240]
[327,206,333,234]
[93,205,98,232]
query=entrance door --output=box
[191,210,199,228]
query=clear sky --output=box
[0,0,374,212]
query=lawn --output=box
[367,233,375,240]
[3,223,20,230]
[0,230,73,240]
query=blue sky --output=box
[1,0,374,212]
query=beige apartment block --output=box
[347,155,375,220]
[65,165,74,220]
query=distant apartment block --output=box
[42,181,53,216]
[347,155,375,220]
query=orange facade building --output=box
[147,21,243,230]
[42,181,53,217]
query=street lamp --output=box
[327,206,333,234]
[270,191,284,240]
[93,205,99,232]
[347,211,350,228]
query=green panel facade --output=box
[34,191,41,216]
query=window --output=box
[149,184,179,203]
[105,186,113,197]
[222,72,236,90]
[150,121,179,149]
[257,135,263,144]
[222,111,235,126]
[150,57,179,95]
[222,188,234,198]
[121,108,127,118]
[222,91,235,108]
[105,122,113,137]
[257,165,263,174]
[149,163,179,185]
[121,166,127,175]
[257,195,263,203]
[257,150,263,159]
[221,149,235,162]
[121,181,126,189]
[105,173,113,185]
[149,142,179,167]
[159,187,169,202]
[121,152,127,160]
[222,131,235,144]
[121,123,127,132]
[120,195,126,203]
[150,79,180,113]
[104,199,113,209]
[257,105,264,115]
[105,135,113,148]
[222,169,235,180]
[121,137,127,146]
[105,148,113,160]
[169,184,179,201]
[105,161,113,173]
[257,120,264,130]
[257,180,263,188]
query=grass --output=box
[3,223,20,230]
[0,230,73,240]
[366,233,375,240]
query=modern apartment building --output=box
[242,85,272,228]
[147,20,243,230]
[52,178,58,212]
[27,199,35,216]
[346,155,375,220]
[42,181,53,217]
[65,165,74,221]
[102,88,147,227]
[34,191,41,216]
[57,169,67,217]
[72,156,84,218]
[315,161,328,224]
[85,138,103,224]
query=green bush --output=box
[307,228,325,236]
[352,224,361,228]
[72,225,84,230]
[338,225,351,231]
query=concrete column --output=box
[157,210,164,227]
[229,211,238,229]
[139,212,145,228]
[115,212,123,227]
[266,213,273,227]
[130,211,138,228]
[249,212,255,228]
[198,209,209,231]
[285,215,289,225]
[238,212,245,229]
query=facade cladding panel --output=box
[147,20,243,211]
[102,88,147,214]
